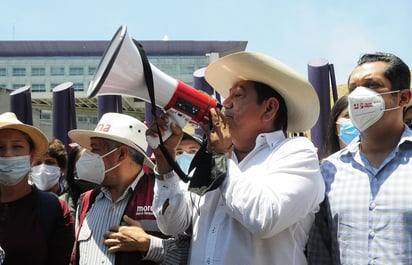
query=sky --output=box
[1,0,411,86]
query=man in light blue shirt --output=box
[307,52,412,265]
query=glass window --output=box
[12,84,26,89]
[31,67,45,76]
[69,67,84,76]
[77,115,88,122]
[73,83,84,91]
[50,83,60,91]
[0,68,7,76]
[12,68,26,76]
[32,84,46,92]
[40,110,51,120]
[88,67,96,75]
[50,67,65,76]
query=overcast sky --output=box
[1,0,411,85]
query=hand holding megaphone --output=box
[146,108,190,149]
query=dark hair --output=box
[254,81,288,134]
[47,138,67,169]
[65,145,85,210]
[322,95,348,158]
[357,52,410,91]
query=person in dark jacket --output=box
[0,112,74,265]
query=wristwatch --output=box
[155,170,175,180]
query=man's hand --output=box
[103,215,151,253]
[145,113,183,173]
[200,108,232,154]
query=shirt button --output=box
[369,201,376,210]
[369,231,375,239]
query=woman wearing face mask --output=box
[323,95,360,159]
[31,138,67,195]
[0,112,75,265]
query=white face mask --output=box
[75,148,119,185]
[31,164,61,191]
[348,86,400,132]
[0,155,31,186]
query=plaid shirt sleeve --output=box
[306,197,340,265]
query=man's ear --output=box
[399,89,412,107]
[261,97,279,121]
[118,145,129,161]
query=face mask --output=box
[338,118,360,145]
[176,152,195,174]
[348,86,400,132]
[75,148,119,185]
[0,155,31,186]
[31,164,61,191]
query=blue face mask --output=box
[338,118,360,145]
[176,152,195,174]
[0,155,31,186]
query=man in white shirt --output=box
[147,51,325,265]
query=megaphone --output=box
[87,25,218,148]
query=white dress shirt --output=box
[153,130,325,265]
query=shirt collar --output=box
[99,169,145,203]
[255,130,286,150]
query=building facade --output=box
[0,40,247,139]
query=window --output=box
[77,115,88,122]
[50,67,65,76]
[69,67,84,76]
[50,83,60,91]
[12,84,26,89]
[0,68,7,76]
[88,67,96,75]
[73,83,84,91]
[40,110,51,120]
[32,84,46,92]
[12,68,26,76]
[31,67,45,76]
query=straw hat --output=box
[68,112,154,168]
[0,112,49,159]
[204,51,320,133]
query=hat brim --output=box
[68,129,154,169]
[182,132,202,145]
[204,51,320,132]
[0,123,48,159]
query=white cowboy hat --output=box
[68,112,154,168]
[0,112,49,159]
[204,51,320,132]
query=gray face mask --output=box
[0,155,31,186]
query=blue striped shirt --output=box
[307,126,412,265]
[78,176,138,265]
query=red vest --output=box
[72,173,167,265]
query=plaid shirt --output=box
[307,126,412,265]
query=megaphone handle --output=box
[146,108,191,149]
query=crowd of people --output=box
[0,51,411,265]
